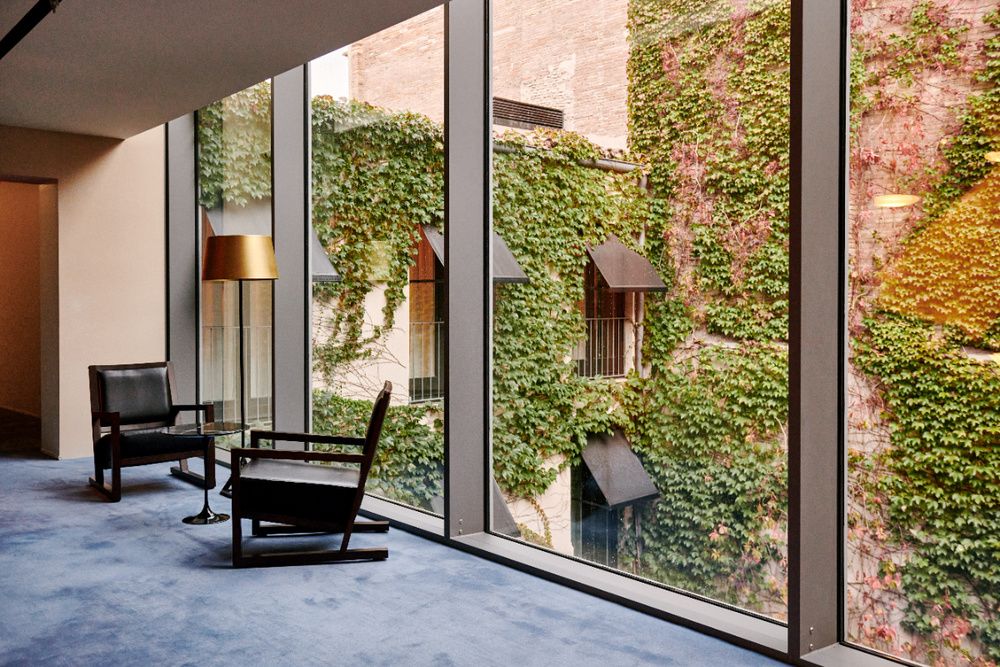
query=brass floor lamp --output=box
[202,235,279,495]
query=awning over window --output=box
[491,478,521,537]
[421,224,529,284]
[311,226,341,283]
[421,224,447,265]
[582,428,659,508]
[587,234,666,293]
[492,236,529,283]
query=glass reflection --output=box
[847,2,999,664]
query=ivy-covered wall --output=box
[847,2,999,664]
[491,131,647,499]
[310,98,444,374]
[624,0,791,616]
[197,84,272,210]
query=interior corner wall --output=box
[0,181,42,417]
[0,125,166,459]
[38,183,59,458]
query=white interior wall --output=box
[0,124,166,458]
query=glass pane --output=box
[308,7,445,514]
[846,3,999,664]
[197,81,274,449]
[489,0,790,621]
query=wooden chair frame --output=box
[88,361,215,502]
[231,383,391,567]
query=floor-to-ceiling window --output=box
[162,2,1000,662]
[846,3,999,664]
[308,6,446,514]
[196,81,275,448]
[488,0,791,621]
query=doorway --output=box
[0,179,58,456]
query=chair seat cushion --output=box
[237,459,360,528]
[96,431,209,469]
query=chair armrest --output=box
[92,411,121,429]
[171,402,215,423]
[231,447,365,465]
[249,430,365,449]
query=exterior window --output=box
[571,462,621,568]
[846,2,999,664]
[409,232,444,402]
[308,6,445,514]
[574,261,627,378]
[196,81,274,447]
[571,428,658,570]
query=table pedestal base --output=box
[183,506,230,525]
[183,486,229,524]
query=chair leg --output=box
[110,461,122,502]
[232,514,244,567]
[234,547,389,568]
[234,520,389,568]
[88,456,122,502]
[88,459,111,500]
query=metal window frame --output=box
[272,65,310,434]
[164,0,914,663]
[443,0,491,539]
[790,0,849,662]
[165,113,199,405]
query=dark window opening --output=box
[571,463,622,568]
[575,261,626,378]
[409,232,444,402]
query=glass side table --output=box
[164,421,242,525]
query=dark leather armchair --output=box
[88,361,215,502]
[230,381,392,567]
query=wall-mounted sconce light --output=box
[874,194,921,209]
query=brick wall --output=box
[349,7,445,122]
[349,0,629,149]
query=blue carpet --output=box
[0,454,784,666]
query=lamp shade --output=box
[203,235,279,281]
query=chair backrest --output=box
[359,381,392,482]
[89,362,175,431]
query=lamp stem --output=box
[238,279,247,448]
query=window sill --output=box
[359,494,443,538]
[803,643,918,667]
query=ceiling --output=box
[0,0,442,139]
